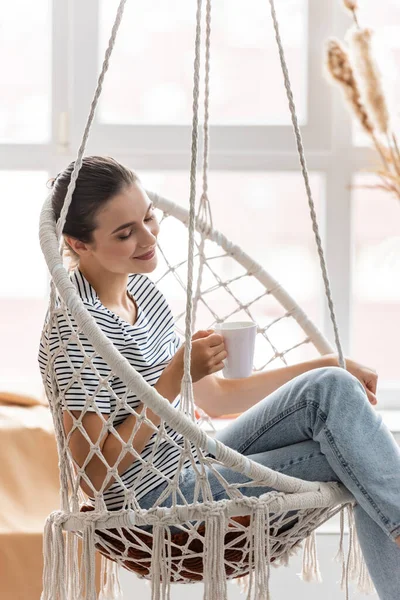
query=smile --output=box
[134,248,156,260]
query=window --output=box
[352,175,400,383]
[0,1,51,143]
[0,171,49,396]
[3,0,399,409]
[99,0,308,125]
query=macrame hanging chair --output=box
[39,1,376,599]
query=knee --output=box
[309,366,365,399]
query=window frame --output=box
[0,0,397,407]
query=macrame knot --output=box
[202,500,228,520]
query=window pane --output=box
[139,170,325,365]
[0,1,51,143]
[352,175,400,382]
[0,172,49,396]
[99,0,307,125]
[353,1,400,146]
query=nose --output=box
[137,225,157,248]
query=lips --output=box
[134,248,156,260]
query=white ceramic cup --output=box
[214,321,257,379]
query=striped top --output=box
[38,269,193,510]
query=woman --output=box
[40,156,400,598]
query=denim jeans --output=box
[139,366,400,599]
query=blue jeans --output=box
[139,367,400,599]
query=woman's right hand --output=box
[171,329,227,383]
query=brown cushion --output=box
[80,505,276,582]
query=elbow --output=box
[195,401,222,419]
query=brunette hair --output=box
[50,156,138,267]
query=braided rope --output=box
[180,0,203,419]
[56,0,127,240]
[192,0,213,329]
[267,0,346,370]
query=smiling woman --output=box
[51,156,158,274]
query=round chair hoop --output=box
[39,188,357,591]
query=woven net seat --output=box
[39,191,368,600]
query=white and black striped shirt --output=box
[38,269,193,509]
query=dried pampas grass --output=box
[343,0,358,9]
[347,28,391,136]
[324,9,400,202]
[325,38,373,135]
[342,0,359,27]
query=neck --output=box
[78,260,130,307]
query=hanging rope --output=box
[180,0,204,419]
[267,0,346,370]
[56,0,127,240]
[192,0,213,330]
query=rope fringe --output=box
[66,531,80,600]
[204,508,228,600]
[99,555,123,600]
[252,506,270,600]
[335,506,376,596]
[82,521,97,600]
[299,530,322,583]
[41,515,54,600]
[41,513,67,600]
[151,524,172,600]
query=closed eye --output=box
[117,216,155,240]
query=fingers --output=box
[365,387,378,406]
[367,373,378,395]
[209,362,225,374]
[192,330,211,341]
[192,331,225,348]
[213,349,228,364]
[207,333,224,347]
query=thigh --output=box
[137,440,340,534]
[214,368,324,456]
[153,440,340,507]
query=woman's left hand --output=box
[329,355,378,406]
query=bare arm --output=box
[63,330,225,496]
[194,354,338,418]
[64,359,182,496]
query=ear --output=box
[64,236,91,257]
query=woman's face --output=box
[79,183,160,274]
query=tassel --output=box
[334,507,348,595]
[66,531,80,600]
[99,555,123,600]
[41,512,67,600]
[82,521,97,600]
[53,517,67,600]
[299,530,322,583]
[245,514,255,600]
[346,507,360,581]
[356,554,376,595]
[236,574,250,598]
[161,526,172,600]
[151,524,164,600]
[41,514,55,600]
[252,505,270,600]
[203,509,228,600]
[347,507,376,595]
